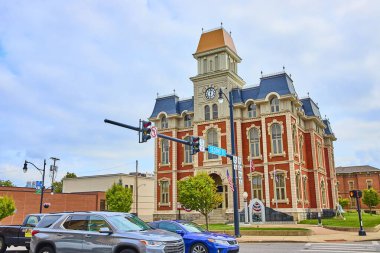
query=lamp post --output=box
[23,159,46,213]
[243,192,249,224]
[218,88,240,237]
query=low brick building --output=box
[336,165,380,210]
[0,186,105,225]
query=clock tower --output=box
[190,27,245,123]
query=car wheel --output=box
[38,246,55,253]
[0,237,7,253]
[191,243,208,253]
[120,249,137,253]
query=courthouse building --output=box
[149,27,337,221]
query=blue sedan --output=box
[150,220,239,253]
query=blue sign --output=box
[207,145,226,157]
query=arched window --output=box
[321,180,326,207]
[271,123,283,154]
[203,59,207,73]
[276,173,286,200]
[215,55,219,70]
[212,104,218,119]
[161,139,169,165]
[161,116,168,129]
[270,97,279,112]
[209,60,213,71]
[207,129,218,159]
[296,173,301,201]
[248,103,256,118]
[159,180,169,204]
[303,176,308,201]
[292,125,298,153]
[184,114,192,127]
[205,105,210,120]
[252,175,262,200]
[184,136,192,164]
[249,128,260,157]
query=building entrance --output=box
[210,173,227,209]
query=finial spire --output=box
[261,70,263,76]
[173,89,176,95]
[202,27,204,33]
[307,92,310,97]
[283,66,285,70]
[221,22,223,27]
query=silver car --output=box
[30,212,184,253]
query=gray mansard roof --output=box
[150,72,324,126]
[336,165,380,174]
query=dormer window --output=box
[161,116,168,129]
[270,97,279,113]
[184,114,192,127]
[248,103,257,118]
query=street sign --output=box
[199,139,205,152]
[35,181,42,194]
[208,145,226,157]
[233,156,243,171]
[151,126,158,138]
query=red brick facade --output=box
[0,186,105,225]
[336,166,380,210]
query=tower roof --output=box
[195,28,237,54]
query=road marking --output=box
[302,242,378,253]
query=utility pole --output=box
[50,157,60,189]
[135,160,138,216]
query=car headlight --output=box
[208,238,230,246]
[140,240,164,247]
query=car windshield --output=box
[108,215,151,232]
[36,215,62,228]
[180,222,206,233]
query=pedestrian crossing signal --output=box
[349,190,362,198]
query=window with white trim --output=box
[184,114,192,127]
[252,175,262,200]
[249,128,260,157]
[303,176,308,201]
[270,97,279,112]
[296,173,301,201]
[366,179,373,189]
[207,129,218,159]
[317,143,323,168]
[161,116,168,129]
[321,180,326,207]
[276,174,286,200]
[271,123,283,154]
[161,139,169,165]
[248,103,257,118]
[160,180,169,204]
[292,125,298,154]
[184,136,192,164]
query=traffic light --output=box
[190,136,200,155]
[349,190,362,198]
[140,120,152,143]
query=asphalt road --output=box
[7,242,380,253]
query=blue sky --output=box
[1,0,380,186]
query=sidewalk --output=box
[237,224,380,243]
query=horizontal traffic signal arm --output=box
[104,119,240,159]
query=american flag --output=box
[273,165,279,182]
[226,169,234,192]
[250,159,255,174]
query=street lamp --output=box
[218,88,240,237]
[243,192,249,224]
[23,159,46,213]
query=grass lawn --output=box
[206,224,309,231]
[299,212,380,228]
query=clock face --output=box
[205,87,216,100]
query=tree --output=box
[0,180,15,187]
[52,172,77,193]
[177,173,222,230]
[362,188,380,215]
[338,197,350,209]
[106,183,133,212]
[0,195,16,220]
